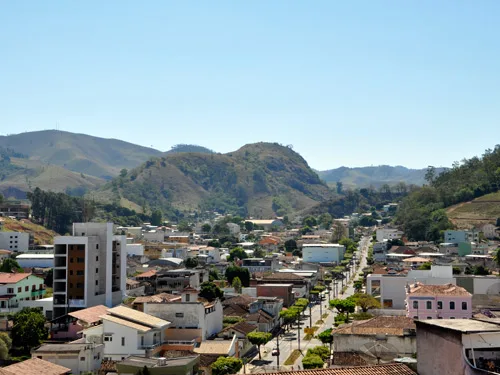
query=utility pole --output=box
[309,296,312,328]
[276,329,282,368]
[297,313,301,351]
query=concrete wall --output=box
[145,303,207,339]
[0,232,30,252]
[416,321,467,375]
[303,245,345,263]
[102,320,147,360]
[126,244,144,256]
[333,334,416,359]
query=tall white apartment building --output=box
[53,223,126,320]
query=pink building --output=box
[405,282,472,320]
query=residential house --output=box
[402,257,432,268]
[245,219,283,230]
[156,268,208,293]
[256,283,294,307]
[51,304,109,340]
[376,229,403,242]
[193,336,239,375]
[252,272,310,299]
[0,232,30,252]
[222,295,282,332]
[0,203,29,219]
[480,224,497,239]
[226,223,241,236]
[131,293,181,312]
[406,282,472,320]
[258,236,280,252]
[217,321,257,356]
[373,241,389,262]
[115,354,200,375]
[302,243,346,263]
[0,358,70,375]
[81,305,171,361]
[0,272,45,313]
[332,316,416,366]
[241,257,279,273]
[416,319,500,375]
[144,286,223,341]
[32,341,104,374]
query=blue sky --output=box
[1,1,499,170]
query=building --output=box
[480,224,497,239]
[256,283,294,307]
[254,363,416,375]
[406,282,472,320]
[115,355,200,375]
[155,268,208,293]
[222,295,282,332]
[0,203,30,219]
[252,272,310,299]
[376,229,403,242]
[367,266,455,309]
[32,342,103,374]
[373,241,389,262]
[0,232,30,252]
[0,358,71,375]
[241,257,279,273]
[144,287,223,340]
[226,222,241,236]
[0,272,46,313]
[245,219,283,230]
[52,223,127,320]
[217,321,257,356]
[126,243,144,257]
[82,305,171,361]
[16,253,54,268]
[302,243,346,263]
[444,230,479,244]
[416,319,500,375]
[51,304,109,340]
[332,316,416,366]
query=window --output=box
[70,258,74,263]
[25,286,29,292]
[462,302,468,310]
[413,316,418,319]
[104,336,112,342]
[437,301,442,309]
[77,270,84,276]
[426,301,432,310]
[141,336,144,346]
[76,283,83,288]
[96,244,99,250]
[175,312,184,318]
[7,288,13,294]
[450,301,455,310]
[412,301,418,309]
[96,268,99,273]
[450,317,455,319]
[96,280,98,285]
[427,317,432,319]
[70,270,73,275]
[438,317,443,319]
[185,294,190,302]
[17,287,21,293]
[96,256,99,261]
[77,257,84,263]
[121,337,125,346]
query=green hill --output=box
[95,142,333,217]
[0,130,162,179]
[446,191,500,228]
[317,165,446,188]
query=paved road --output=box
[244,236,371,373]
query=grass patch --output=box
[304,334,314,340]
[284,349,301,365]
[322,313,329,319]
[351,312,374,320]
[315,319,324,325]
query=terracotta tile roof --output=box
[333,316,416,336]
[220,321,257,335]
[408,282,471,297]
[222,294,257,307]
[194,340,232,355]
[136,269,157,278]
[260,272,305,281]
[259,363,416,375]
[182,285,199,293]
[0,358,71,375]
[223,304,249,317]
[0,272,31,284]
[388,246,416,255]
[402,257,431,263]
[133,293,182,304]
[107,305,170,328]
[126,279,141,286]
[68,305,109,325]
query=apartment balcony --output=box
[31,290,45,298]
[68,299,86,308]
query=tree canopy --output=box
[0,258,22,273]
[228,247,248,262]
[198,282,223,302]
[302,354,324,369]
[247,332,272,360]
[317,328,333,347]
[225,265,250,287]
[211,356,243,375]
[11,308,48,353]
[329,298,355,320]
[349,293,380,312]
[184,257,199,269]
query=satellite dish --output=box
[359,340,400,364]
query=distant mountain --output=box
[317,165,445,188]
[0,130,163,179]
[95,142,333,218]
[165,144,215,155]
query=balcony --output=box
[68,299,86,308]
[31,290,45,297]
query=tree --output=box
[317,328,333,351]
[151,210,162,226]
[11,308,48,353]
[331,222,345,242]
[353,280,363,293]
[284,239,297,252]
[497,218,500,227]
[359,216,377,227]
[253,248,266,258]
[0,258,22,273]
[228,247,248,262]
[307,345,330,361]
[201,223,212,233]
[209,268,221,282]
[177,220,192,232]
[225,266,250,287]
[473,265,490,275]
[0,332,11,360]
[418,262,432,270]
[280,308,299,331]
[244,221,254,232]
[336,181,343,195]
[302,354,324,369]
[302,216,317,228]
[349,293,381,312]
[198,282,223,302]
[329,299,355,321]
[211,356,243,375]
[0,193,3,204]
[185,257,198,269]
[232,277,242,294]
[318,213,333,229]
[247,332,272,360]
[119,168,128,178]
[425,166,436,184]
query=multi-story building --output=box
[0,203,30,219]
[241,257,279,273]
[444,230,479,244]
[155,268,208,294]
[376,228,403,242]
[302,243,346,263]
[406,282,472,320]
[52,223,126,320]
[0,232,30,252]
[0,272,46,313]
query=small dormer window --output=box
[186,294,190,302]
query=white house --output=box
[480,224,497,239]
[376,229,403,242]
[144,287,223,340]
[0,232,30,252]
[302,243,346,263]
[82,305,171,361]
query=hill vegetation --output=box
[0,216,57,245]
[165,144,215,154]
[95,142,333,218]
[396,145,500,240]
[317,165,446,188]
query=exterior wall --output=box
[0,232,30,252]
[376,229,402,242]
[256,284,294,307]
[116,357,199,375]
[16,256,54,268]
[33,344,103,374]
[333,334,416,359]
[102,320,150,360]
[416,322,467,375]
[302,245,345,263]
[143,231,165,242]
[0,274,46,312]
[126,244,144,256]
[444,230,479,244]
[19,296,53,319]
[406,295,472,319]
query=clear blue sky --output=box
[1,1,499,170]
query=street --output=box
[244,235,371,373]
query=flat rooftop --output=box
[417,319,500,333]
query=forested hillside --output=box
[395,145,500,240]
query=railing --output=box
[140,339,196,350]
